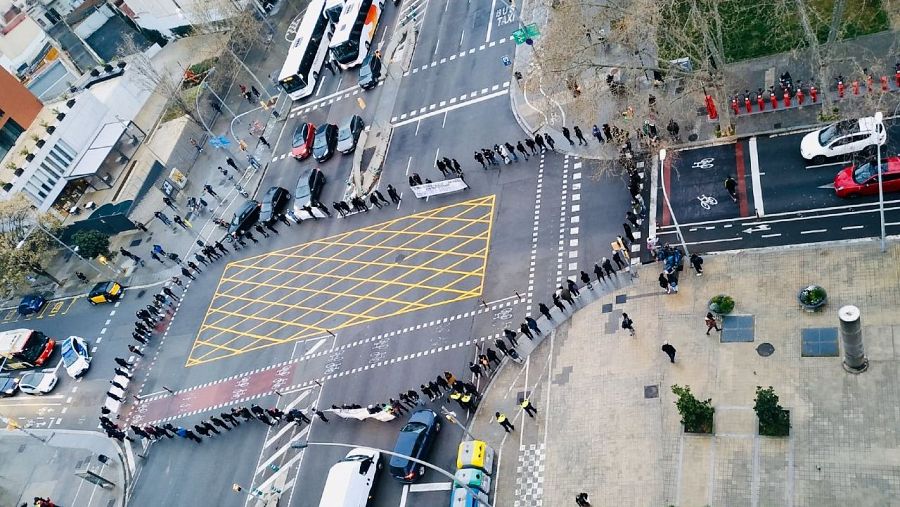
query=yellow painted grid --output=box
[187,195,496,366]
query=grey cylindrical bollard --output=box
[839,305,868,373]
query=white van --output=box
[318,447,381,507]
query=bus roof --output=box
[278,0,328,82]
[331,0,365,42]
[0,329,33,354]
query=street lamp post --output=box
[658,149,690,256]
[292,441,489,506]
[874,111,886,252]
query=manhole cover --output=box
[644,385,659,398]
[757,342,775,357]
[615,294,627,304]
[601,303,613,313]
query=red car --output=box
[291,122,316,159]
[834,156,900,198]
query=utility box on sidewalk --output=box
[454,468,491,494]
[456,440,495,475]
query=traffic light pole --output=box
[440,406,478,441]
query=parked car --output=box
[229,200,261,234]
[17,294,46,316]
[18,371,58,395]
[291,122,316,159]
[88,281,123,305]
[318,448,381,507]
[800,117,886,164]
[337,115,365,154]
[358,53,382,90]
[60,336,91,378]
[260,186,291,224]
[313,123,338,162]
[294,168,327,212]
[834,156,900,198]
[0,373,19,397]
[389,409,441,483]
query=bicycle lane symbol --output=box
[697,194,718,210]
[692,158,715,170]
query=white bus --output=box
[323,0,344,24]
[329,0,385,69]
[277,0,334,101]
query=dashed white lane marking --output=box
[392,83,510,127]
[800,229,827,234]
[841,225,864,230]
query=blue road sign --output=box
[501,55,512,67]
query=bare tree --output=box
[117,33,203,125]
[0,195,63,291]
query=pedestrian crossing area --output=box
[243,387,318,505]
[514,442,546,507]
[398,0,429,29]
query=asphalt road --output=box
[654,119,900,253]
[1,1,634,506]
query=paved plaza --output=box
[472,239,900,507]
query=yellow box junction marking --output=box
[187,195,496,366]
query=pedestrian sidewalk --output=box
[470,238,900,506]
[0,428,131,507]
[509,0,900,160]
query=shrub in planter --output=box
[66,99,76,108]
[797,285,827,312]
[117,61,127,69]
[2,183,13,192]
[708,294,735,315]
[35,139,45,148]
[46,126,56,134]
[754,386,790,437]
[13,168,23,177]
[56,113,66,121]
[672,384,715,434]
[103,64,113,73]
[90,68,100,77]
[25,153,35,162]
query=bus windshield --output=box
[17,331,48,363]
[279,75,306,94]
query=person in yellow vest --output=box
[460,393,473,410]
[495,411,514,432]
[520,398,537,418]
[449,390,464,408]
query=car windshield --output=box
[61,343,78,366]
[400,421,427,433]
[338,123,352,141]
[20,373,40,387]
[852,160,887,184]
[20,335,47,361]
[0,376,15,389]
[818,124,840,145]
[261,201,273,215]
[314,131,329,149]
[293,126,307,146]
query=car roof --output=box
[409,408,436,424]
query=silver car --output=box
[337,115,365,154]
[19,371,58,395]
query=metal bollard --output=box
[839,305,868,373]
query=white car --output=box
[800,117,886,163]
[19,371,58,395]
[318,447,381,507]
[60,336,91,378]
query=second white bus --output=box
[328,0,385,69]
[278,0,334,101]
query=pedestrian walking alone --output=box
[690,253,704,275]
[705,312,721,335]
[621,312,635,336]
[725,176,738,202]
[495,412,515,432]
[258,135,271,148]
[661,341,677,363]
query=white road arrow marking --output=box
[742,224,771,234]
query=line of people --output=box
[472,136,555,169]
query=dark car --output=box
[294,168,326,211]
[313,123,338,162]
[229,199,261,234]
[389,409,441,483]
[260,186,291,224]
[291,122,316,159]
[358,53,382,90]
[0,373,19,397]
[17,294,46,316]
[337,115,365,154]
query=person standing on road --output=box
[221,411,240,426]
[503,328,519,347]
[543,133,556,151]
[486,348,501,366]
[566,279,580,297]
[154,211,172,226]
[515,141,529,160]
[468,361,482,378]
[580,270,592,289]
[623,222,636,243]
[127,344,144,357]
[602,123,613,142]
[250,85,260,98]
[525,137,537,154]
[369,193,383,209]
[504,142,519,162]
[210,416,230,431]
[725,176,738,202]
[258,135,271,148]
[313,407,329,422]
[181,266,196,281]
[474,151,486,169]
[559,286,575,306]
[333,201,346,217]
[203,184,219,199]
[162,196,178,211]
[526,316,542,335]
[387,185,402,203]
[494,339,509,356]
[661,341,677,363]
[373,190,389,206]
[552,293,567,314]
[562,126,574,145]
[226,157,239,172]
[495,412,515,432]
[253,223,270,238]
[420,383,435,401]
[539,302,553,321]
[621,312,635,336]
[594,263,606,283]
[573,125,588,145]
[535,134,546,153]
[612,250,627,270]
[520,322,534,340]
[114,357,133,369]
[187,260,202,273]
